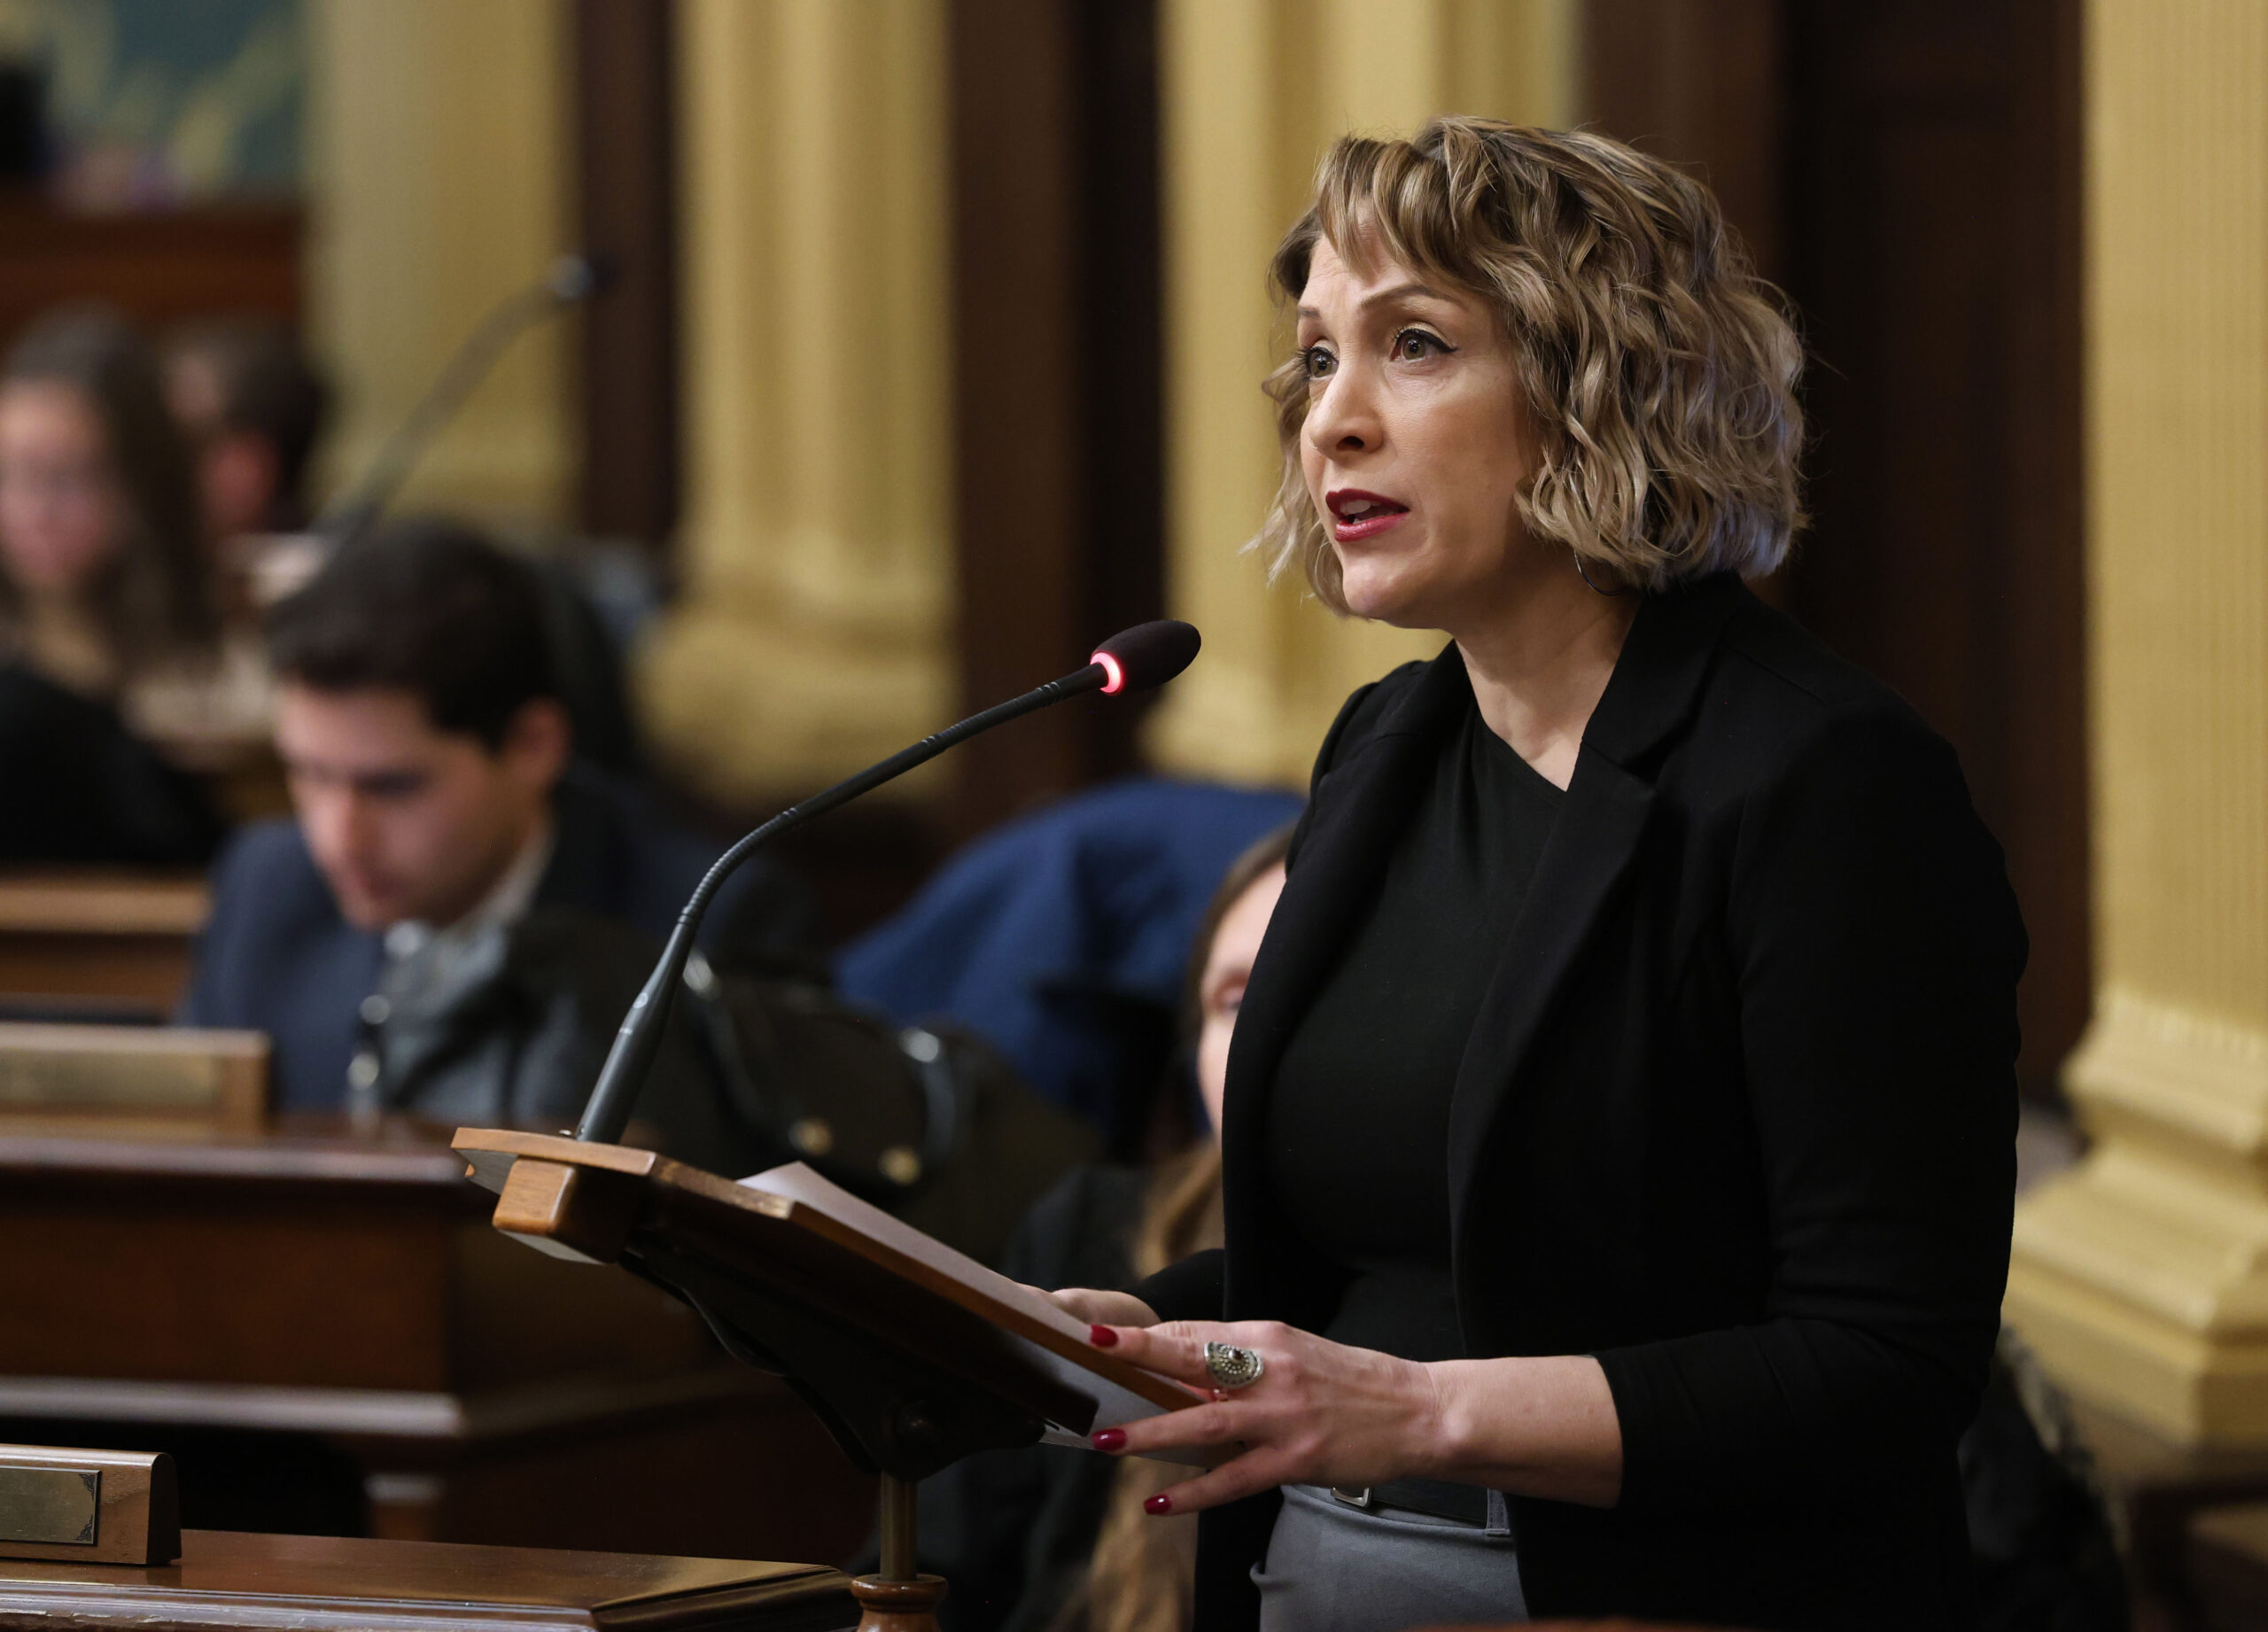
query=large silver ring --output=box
[1204,1341,1265,1390]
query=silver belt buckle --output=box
[1330,1486,1373,1510]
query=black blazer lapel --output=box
[1444,575,1750,1262]
[1218,648,1467,1318]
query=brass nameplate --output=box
[0,1466,98,1545]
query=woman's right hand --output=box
[1048,1287,1160,1328]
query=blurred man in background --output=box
[183,517,812,1116]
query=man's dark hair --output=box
[165,314,330,525]
[267,519,557,751]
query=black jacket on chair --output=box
[1137,573,2026,1632]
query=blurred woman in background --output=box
[0,307,224,861]
[1067,829,1285,1632]
[0,306,215,702]
[913,825,1290,1632]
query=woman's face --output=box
[1297,236,1536,632]
[0,380,123,596]
[1195,861,1287,1136]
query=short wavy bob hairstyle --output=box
[1259,118,1804,605]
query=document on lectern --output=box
[736,1162,1197,1454]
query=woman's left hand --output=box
[1086,1319,1446,1514]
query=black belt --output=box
[1328,1477,1491,1527]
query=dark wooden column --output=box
[1586,0,2089,1100]
[947,0,1165,838]
[1581,0,1790,284]
[1779,0,2087,1100]
[571,0,680,549]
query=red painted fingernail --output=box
[1088,1324,1119,1348]
[1091,1428,1126,1452]
[1145,1493,1172,1515]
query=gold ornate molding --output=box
[2009,993,2268,1443]
[2005,0,2268,1448]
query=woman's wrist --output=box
[1410,1355,1624,1505]
[1411,1358,1476,1480]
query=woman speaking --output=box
[1060,120,2025,1632]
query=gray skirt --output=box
[1254,1484,1528,1632]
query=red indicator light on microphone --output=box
[1093,650,1126,695]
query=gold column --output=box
[304,0,576,520]
[1146,0,1573,787]
[2002,1,2268,1444]
[634,0,952,804]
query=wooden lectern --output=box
[454,1129,1192,1632]
[0,1529,855,1632]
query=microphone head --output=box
[1091,620,1200,696]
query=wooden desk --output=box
[2190,1503,2268,1632]
[0,871,209,1019]
[0,1116,873,1564]
[0,1529,854,1632]
[2062,1399,2268,1632]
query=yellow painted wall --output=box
[1146,0,1575,787]
[636,0,953,804]
[304,0,576,522]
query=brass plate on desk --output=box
[0,1467,97,1546]
[0,1447,174,1564]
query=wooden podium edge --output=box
[451,1130,1197,1420]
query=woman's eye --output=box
[1394,329,1449,361]
[1301,345,1336,382]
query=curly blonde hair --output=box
[1259,118,1804,603]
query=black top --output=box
[1264,683,1560,1361]
[0,663,222,867]
[1135,575,2025,1632]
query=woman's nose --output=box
[1306,369,1382,457]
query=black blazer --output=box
[1138,574,2025,1632]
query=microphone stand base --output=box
[849,1574,947,1631]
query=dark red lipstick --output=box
[1325,487,1410,543]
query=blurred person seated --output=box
[891,825,1291,1632]
[156,313,336,753]
[0,306,226,862]
[837,780,1302,1152]
[182,517,814,1116]
[165,311,652,774]
[162,313,330,544]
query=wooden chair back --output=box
[0,872,210,1021]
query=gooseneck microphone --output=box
[320,253,618,548]
[573,619,1202,1146]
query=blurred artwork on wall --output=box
[0,0,302,211]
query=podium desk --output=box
[0,1115,873,1565]
[0,1529,855,1632]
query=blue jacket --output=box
[183,769,812,1111]
[835,778,1301,1132]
